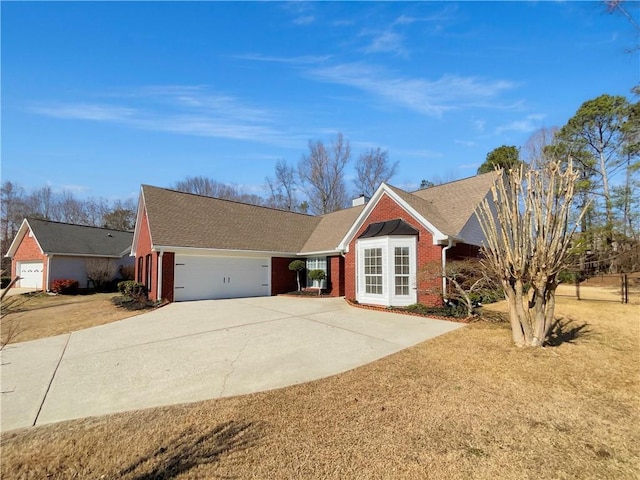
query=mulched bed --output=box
[345,298,475,323]
[278,290,333,298]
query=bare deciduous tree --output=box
[103,199,136,231]
[266,160,298,211]
[172,176,264,206]
[522,126,559,167]
[86,258,119,291]
[475,162,588,347]
[298,132,351,214]
[1,182,28,256]
[353,147,398,198]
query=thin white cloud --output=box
[282,1,316,26]
[457,163,479,170]
[393,147,444,160]
[28,86,301,147]
[363,31,407,56]
[472,119,487,133]
[293,15,315,26]
[59,184,91,194]
[233,53,331,65]
[29,103,135,121]
[454,140,479,148]
[496,113,546,134]
[332,19,354,27]
[307,62,515,117]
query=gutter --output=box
[441,239,453,299]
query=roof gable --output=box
[410,171,499,239]
[6,218,133,258]
[338,184,451,251]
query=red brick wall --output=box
[328,255,344,297]
[271,257,299,294]
[449,243,480,260]
[12,229,47,290]
[344,192,443,306]
[134,208,158,300]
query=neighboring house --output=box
[5,218,134,290]
[132,172,498,307]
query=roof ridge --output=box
[142,184,317,218]
[26,217,132,233]
[408,170,499,194]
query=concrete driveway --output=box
[1,296,464,432]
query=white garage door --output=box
[18,261,44,288]
[174,255,270,302]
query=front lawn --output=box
[1,292,146,345]
[1,289,638,479]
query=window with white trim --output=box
[394,246,410,296]
[364,248,383,294]
[356,236,417,307]
[306,256,327,288]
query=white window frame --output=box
[356,236,417,306]
[306,256,328,289]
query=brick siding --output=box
[11,229,47,290]
[271,257,299,294]
[344,192,443,306]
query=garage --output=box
[174,255,270,301]
[18,261,44,289]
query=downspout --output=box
[441,239,453,300]
[157,250,163,301]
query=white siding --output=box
[49,256,134,289]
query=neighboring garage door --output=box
[174,255,270,301]
[18,261,44,288]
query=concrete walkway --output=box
[0,296,464,432]
[1,287,38,298]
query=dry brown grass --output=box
[1,291,639,479]
[0,292,143,345]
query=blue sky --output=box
[2,1,638,202]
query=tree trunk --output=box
[504,283,526,347]
[599,149,613,233]
[530,285,546,347]
[514,279,533,345]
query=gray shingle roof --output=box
[142,186,321,253]
[299,205,365,254]
[385,185,458,238]
[409,171,498,237]
[28,218,133,257]
[140,173,497,255]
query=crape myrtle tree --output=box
[421,258,496,318]
[475,161,588,347]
